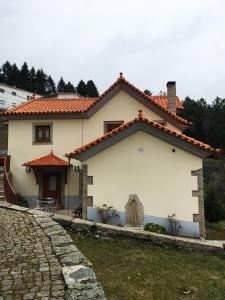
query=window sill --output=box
[32,142,53,145]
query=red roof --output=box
[5,98,96,115]
[150,96,183,110]
[69,110,220,157]
[23,151,71,167]
[3,73,188,126]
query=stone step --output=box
[0,196,5,201]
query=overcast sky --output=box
[1,0,225,102]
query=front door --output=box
[42,172,62,203]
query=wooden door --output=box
[42,172,62,202]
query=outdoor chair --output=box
[72,206,82,218]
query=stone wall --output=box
[0,202,106,300]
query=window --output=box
[104,121,124,134]
[12,91,16,96]
[0,88,4,93]
[35,125,51,143]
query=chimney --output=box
[167,81,176,114]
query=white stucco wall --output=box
[7,89,182,199]
[85,131,202,222]
[0,84,41,109]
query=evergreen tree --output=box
[2,61,13,85]
[19,62,31,90]
[57,77,66,92]
[86,80,99,97]
[64,81,75,92]
[35,69,48,95]
[76,80,87,97]
[10,63,20,86]
[30,67,37,93]
[0,67,5,83]
[46,75,56,94]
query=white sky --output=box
[1,0,225,102]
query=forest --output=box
[0,61,99,97]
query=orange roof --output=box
[23,151,71,167]
[3,73,188,126]
[4,98,96,115]
[150,96,183,110]
[69,110,220,157]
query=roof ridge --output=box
[23,151,70,166]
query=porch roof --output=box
[23,151,71,167]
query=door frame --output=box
[38,167,65,207]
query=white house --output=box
[0,83,42,109]
[3,73,220,238]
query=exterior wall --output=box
[83,91,179,143]
[8,119,82,207]
[7,89,182,205]
[0,84,41,109]
[84,131,203,235]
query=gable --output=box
[3,73,190,131]
[70,113,218,161]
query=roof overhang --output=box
[71,122,213,162]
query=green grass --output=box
[70,233,225,300]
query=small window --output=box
[35,125,51,143]
[0,88,4,93]
[12,91,16,96]
[104,121,124,134]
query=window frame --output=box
[32,122,53,145]
[104,121,124,134]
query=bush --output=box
[144,222,167,234]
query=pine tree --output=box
[19,62,31,90]
[57,77,66,92]
[10,63,20,86]
[0,67,5,83]
[64,81,75,92]
[36,69,48,95]
[76,80,87,97]
[30,67,37,93]
[86,80,99,97]
[2,61,13,85]
[46,75,56,94]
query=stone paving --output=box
[0,208,65,300]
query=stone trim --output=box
[192,168,205,238]
[81,165,93,219]
[0,202,106,299]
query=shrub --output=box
[144,222,167,234]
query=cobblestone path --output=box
[0,208,65,300]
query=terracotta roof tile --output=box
[150,96,183,110]
[23,151,71,167]
[4,98,96,115]
[69,110,220,157]
[3,73,188,126]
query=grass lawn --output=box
[70,233,225,300]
